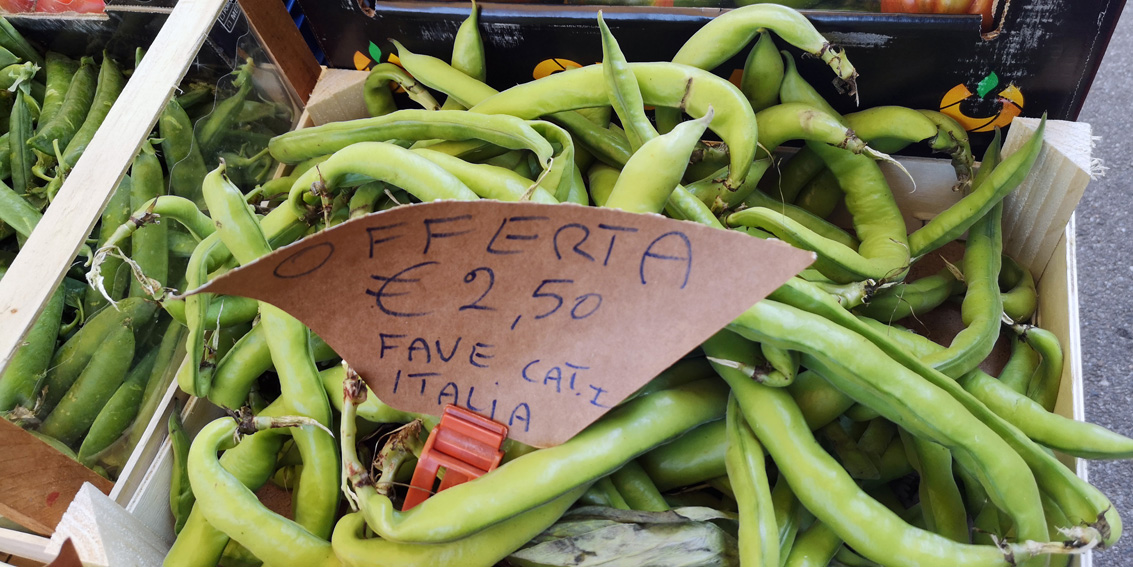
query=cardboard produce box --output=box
[294,0,1123,156]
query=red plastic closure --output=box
[402,404,508,511]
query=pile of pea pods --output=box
[0,17,292,479]
[0,2,1119,566]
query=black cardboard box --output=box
[294,0,1126,152]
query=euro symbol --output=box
[366,261,438,318]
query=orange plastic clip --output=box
[402,404,508,511]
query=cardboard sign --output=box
[193,201,813,447]
[47,539,81,567]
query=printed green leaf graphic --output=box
[369,41,383,64]
[976,72,999,98]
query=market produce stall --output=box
[0,0,1122,565]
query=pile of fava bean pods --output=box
[41,4,1125,567]
[0,17,293,480]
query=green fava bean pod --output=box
[468,62,756,189]
[1016,324,1064,413]
[28,56,96,155]
[441,0,486,108]
[286,141,479,211]
[724,375,1076,567]
[783,519,841,567]
[729,300,1050,546]
[270,108,554,167]
[0,284,63,412]
[129,140,169,297]
[742,31,783,113]
[61,53,125,169]
[855,267,964,322]
[637,419,726,491]
[164,403,288,567]
[603,109,712,214]
[333,489,587,567]
[188,418,341,567]
[598,12,655,152]
[364,63,441,117]
[1000,255,1038,323]
[726,395,779,567]
[411,148,558,204]
[909,117,1046,257]
[768,277,1121,547]
[344,378,728,543]
[610,460,669,512]
[204,165,339,539]
[39,323,135,446]
[919,203,1004,379]
[658,3,858,132]
[158,99,209,208]
[900,429,969,543]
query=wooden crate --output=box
[0,0,318,555]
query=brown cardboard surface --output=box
[193,201,814,447]
[44,539,79,567]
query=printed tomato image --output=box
[0,0,34,12]
[35,0,104,12]
[881,0,995,31]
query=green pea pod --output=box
[725,394,779,567]
[38,52,77,129]
[36,297,156,419]
[0,45,18,70]
[39,324,135,447]
[83,176,133,316]
[129,140,169,297]
[195,58,255,154]
[0,284,63,411]
[158,98,209,208]
[28,56,96,155]
[603,109,712,214]
[0,131,11,180]
[9,67,38,196]
[76,347,159,464]
[61,54,124,169]
[0,18,43,68]
[0,177,41,238]
[167,400,194,535]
